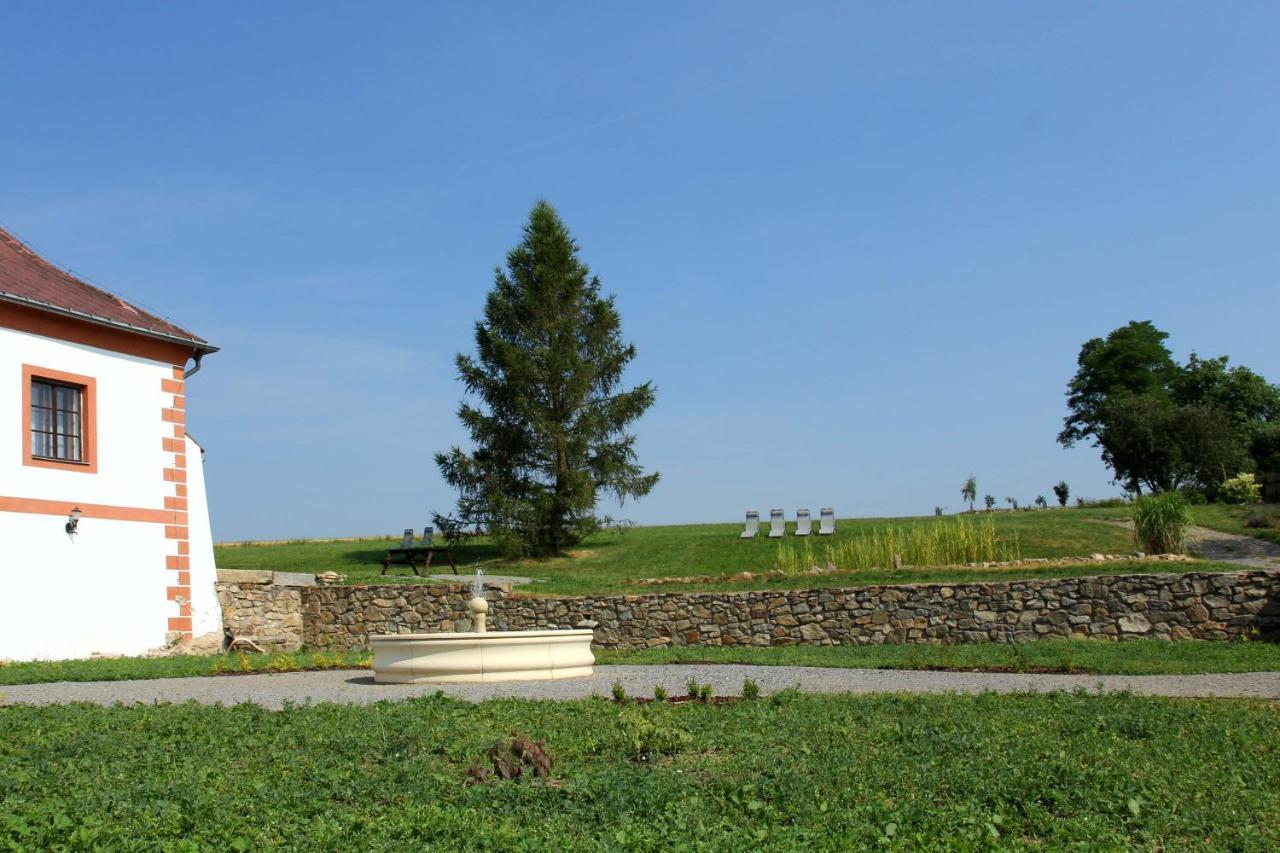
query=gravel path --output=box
[5,666,1279,709]
[1187,526,1280,569]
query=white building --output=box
[0,227,221,660]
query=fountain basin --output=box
[371,629,595,684]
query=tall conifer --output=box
[436,201,658,555]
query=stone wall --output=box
[267,568,1280,652]
[215,570,315,651]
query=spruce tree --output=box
[436,201,658,556]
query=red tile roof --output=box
[0,226,211,349]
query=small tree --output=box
[983,494,995,511]
[1053,480,1070,508]
[1005,497,1018,510]
[961,475,977,513]
[436,201,659,556]
[1034,495,1047,509]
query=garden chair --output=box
[768,509,786,538]
[739,511,760,539]
[421,526,434,545]
[399,528,415,548]
[818,508,836,535]
[795,509,812,536]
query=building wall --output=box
[0,324,217,660]
[184,434,221,637]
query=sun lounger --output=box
[818,508,836,535]
[795,509,812,536]
[399,528,415,547]
[768,509,785,538]
[421,526,434,545]
[739,511,760,539]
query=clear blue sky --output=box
[3,3,1277,540]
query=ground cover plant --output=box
[5,639,1277,687]
[1,693,1277,848]
[215,509,1147,593]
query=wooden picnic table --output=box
[380,546,457,576]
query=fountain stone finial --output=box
[468,569,488,633]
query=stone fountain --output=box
[371,570,595,683]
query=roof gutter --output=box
[0,290,219,356]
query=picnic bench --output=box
[381,526,458,576]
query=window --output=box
[30,379,84,462]
[22,365,98,473]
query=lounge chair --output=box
[399,528,415,548]
[795,509,812,536]
[421,526,434,545]
[739,511,760,539]
[768,509,785,538]
[818,508,836,535]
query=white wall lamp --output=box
[65,506,82,537]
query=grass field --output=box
[2,693,1276,849]
[215,509,1154,594]
[5,639,1278,686]
[213,505,1275,595]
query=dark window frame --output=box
[30,377,86,463]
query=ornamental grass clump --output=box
[1132,492,1192,555]
[820,515,1018,572]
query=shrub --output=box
[1132,492,1192,555]
[1034,496,1047,509]
[1219,473,1262,505]
[742,678,760,701]
[652,685,668,702]
[611,679,627,703]
[1053,481,1069,507]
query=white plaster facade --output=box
[0,324,219,660]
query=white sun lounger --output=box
[768,509,785,538]
[739,511,760,539]
[795,509,812,536]
[817,508,836,535]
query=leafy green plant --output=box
[611,679,627,703]
[686,677,700,699]
[742,678,760,701]
[1219,473,1262,505]
[652,685,668,702]
[617,706,693,761]
[1132,492,1192,554]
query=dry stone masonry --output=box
[216,568,1279,652]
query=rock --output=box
[1118,613,1152,634]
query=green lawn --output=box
[4,639,1277,686]
[598,638,1280,675]
[2,693,1276,849]
[216,509,1153,595]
